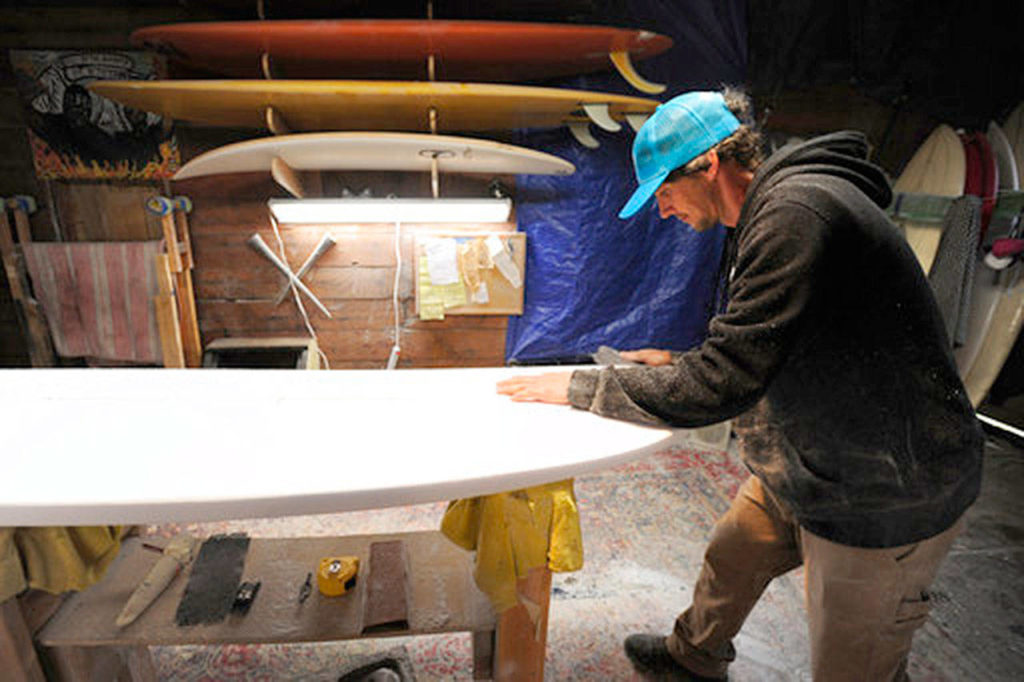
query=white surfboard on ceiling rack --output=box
[173,131,576,198]
[174,132,576,180]
[892,124,966,276]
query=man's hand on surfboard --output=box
[496,372,572,404]
[619,348,673,366]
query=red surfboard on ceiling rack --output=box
[130,20,673,93]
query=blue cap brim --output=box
[618,169,669,219]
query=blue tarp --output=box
[507,0,747,363]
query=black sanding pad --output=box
[175,533,251,626]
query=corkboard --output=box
[414,232,525,317]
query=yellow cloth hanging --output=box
[0,526,122,603]
[440,479,583,613]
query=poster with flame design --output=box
[10,50,179,180]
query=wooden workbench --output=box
[36,533,505,681]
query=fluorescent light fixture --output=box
[268,198,513,224]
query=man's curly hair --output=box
[666,85,766,181]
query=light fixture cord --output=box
[387,220,402,369]
[268,209,330,369]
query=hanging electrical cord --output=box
[387,220,402,369]
[268,209,331,370]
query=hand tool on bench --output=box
[317,555,359,596]
[116,534,198,628]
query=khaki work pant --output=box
[666,476,964,681]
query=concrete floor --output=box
[905,434,1024,681]
[147,433,1024,680]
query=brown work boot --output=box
[624,634,727,681]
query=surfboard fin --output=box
[609,50,667,95]
[582,103,621,133]
[264,106,292,136]
[271,157,322,199]
[625,113,650,132]
[567,121,599,149]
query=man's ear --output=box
[704,148,720,180]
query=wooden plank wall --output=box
[0,141,518,369]
[0,3,517,369]
[0,1,220,365]
[0,1,968,369]
[177,168,515,369]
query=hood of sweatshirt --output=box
[737,131,893,229]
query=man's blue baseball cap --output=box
[619,91,742,219]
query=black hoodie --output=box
[568,131,983,548]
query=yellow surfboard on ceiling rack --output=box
[88,79,659,148]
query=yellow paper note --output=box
[418,255,466,319]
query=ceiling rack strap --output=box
[430,154,440,199]
[264,106,292,136]
[428,106,439,135]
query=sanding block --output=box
[175,533,250,626]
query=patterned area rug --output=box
[139,436,1020,681]
[145,442,809,680]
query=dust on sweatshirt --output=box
[568,131,983,548]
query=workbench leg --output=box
[493,566,552,682]
[117,645,158,682]
[0,598,47,682]
[472,629,495,680]
[40,645,127,682]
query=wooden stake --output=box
[0,205,55,366]
[172,198,194,270]
[8,197,34,245]
[175,267,202,368]
[170,199,201,367]
[147,195,201,367]
[156,203,182,274]
[153,253,185,368]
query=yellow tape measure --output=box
[316,556,359,596]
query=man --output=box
[496,89,983,681]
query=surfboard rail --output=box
[173,131,576,181]
[130,19,673,93]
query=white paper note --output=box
[423,238,460,285]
